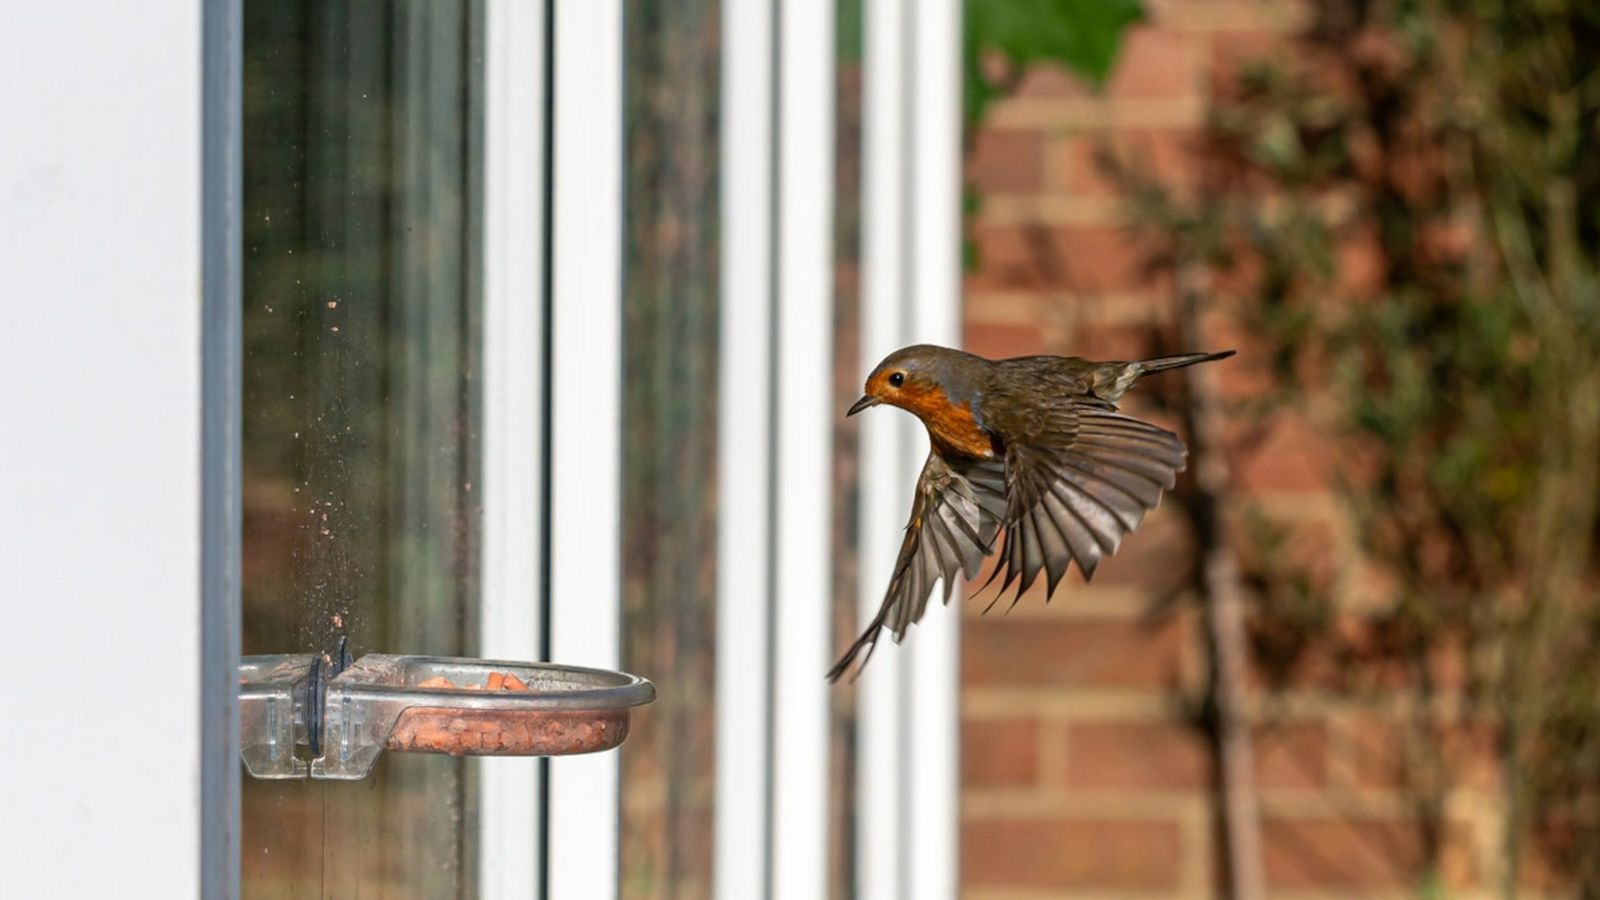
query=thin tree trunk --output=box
[1180,267,1265,900]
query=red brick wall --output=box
[957,2,1503,896]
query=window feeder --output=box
[239,647,655,781]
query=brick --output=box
[1234,514,1342,592]
[1108,27,1205,100]
[965,222,1048,293]
[965,320,1050,359]
[963,289,1055,325]
[1052,128,1199,199]
[1209,29,1281,98]
[1335,224,1387,298]
[1524,818,1582,893]
[1079,290,1174,328]
[1192,309,1275,400]
[1092,504,1196,591]
[1012,64,1093,100]
[962,818,1183,890]
[1416,217,1475,269]
[963,718,1042,788]
[964,291,1083,354]
[965,222,1167,295]
[1244,615,1341,693]
[1207,237,1265,299]
[1427,636,1472,694]
[1348,713,1500,793]
[1149,0,1313,34]
[1063,720,1210,790]
[1347,555,1402,605]
[1262,814,1479,891]
[1049,224,1168,294]
[963,616,1188,689]
[987,95,1207,132]
[967,128,1046,194]
[1253,721,1328,790]
[1262,816,1427,889]
[1230,413,1333,494]
[1347,713,1407,793]
[1051,136,1102,198]
[1045,322,1159,365]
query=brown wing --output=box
[982,404,1187,607]
[828,452,1007,682]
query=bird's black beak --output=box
[847,395,880,417]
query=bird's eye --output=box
[887,372,905,388]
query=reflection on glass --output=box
[241,2,482,896]
[830,0,866,896]
[619,4,720,897]
[618,3,864,896]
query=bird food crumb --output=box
[414,671,533,692]
[387,708,628,756]
[387,670,624,755]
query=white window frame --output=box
[769,3,838,899]
[546,2,626,899]
[0,1,236,897]
[858,1,964,898]
[483,4,629,897]
[714,1,963,898]
[714,1,836,898]
[714,0,777,896]
[478,0,549,896]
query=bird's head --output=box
[847,344,968,418]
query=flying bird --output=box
[829,344,1235,682]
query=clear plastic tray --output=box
[239,653,655,781]
[238,654,316,779]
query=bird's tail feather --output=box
[1135,349,1235,376]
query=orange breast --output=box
[902,384,995,459]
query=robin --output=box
[829,344,1235,682]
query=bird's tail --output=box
[1135,349,1236,376]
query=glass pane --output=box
[240,2,483,896]
[618,4,864,896]
[829,1,865,895]
[619,4,720,897]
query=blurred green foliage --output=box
[964,0,1142,126]
[844,0,1142,118]
[961,0,1142,270]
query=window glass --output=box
[240,2,483,895]
[829,1,866,895]
[619,4,720,896]
[617,4,866,897]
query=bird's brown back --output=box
[974,355,1121,446]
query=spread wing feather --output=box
[833,406,1187,681]
[828,453,1006,682]
[981,406,1187,610]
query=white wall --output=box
[0,2,206,896]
